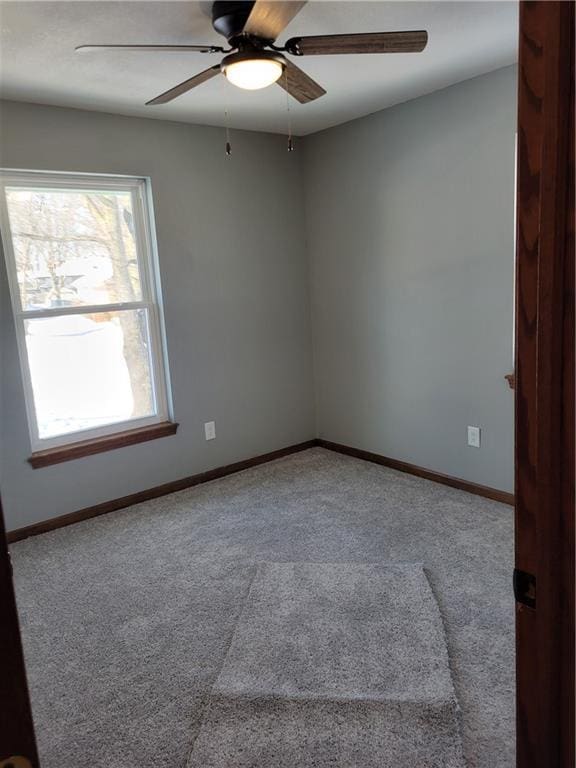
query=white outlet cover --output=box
[467,426,481,448]
[204,421,216,441]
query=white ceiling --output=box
[0,1,518,136]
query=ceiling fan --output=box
[76,0,428,106]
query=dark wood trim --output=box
[514,3,575,767]
[28,421,179,468]
[11,437,514,544]
[317,439,515,505]
[559,34,575,761]
[9,440,317,543]
[0,495,40,766]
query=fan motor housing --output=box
[212,1,255,43]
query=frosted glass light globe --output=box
[224,58,284,90]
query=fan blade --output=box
[76,44,224,53]
[146,65,221,105]
[276,59,325,104]
[285,31,428,56]
[243,1,307,42]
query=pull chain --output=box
[285,68,294,152]
[225,106,232,157]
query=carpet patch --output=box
[187,562,465,768]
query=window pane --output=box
[5,187,143,310]
[25,309,156,439]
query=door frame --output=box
[0,496,39,767]
[514,1,575,767]
[0,2,574,766]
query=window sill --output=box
[28,421,178,469]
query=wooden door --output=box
[0,496,39,767]
[515,2,575,767]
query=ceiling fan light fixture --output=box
[222,51,286,90]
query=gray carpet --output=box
[187,562,465,768]
[10,448,514,768]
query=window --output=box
[0,171,174,462]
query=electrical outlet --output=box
[467,426,481,448]
[204,421,216,441]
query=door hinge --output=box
[513,568,536,609]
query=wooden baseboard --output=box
[317,439,515,506]
[7,436,513,543]
[7,440,317,544]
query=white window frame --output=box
[0,169,173,452]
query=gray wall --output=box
[0,100,315,531]
[0,66,517,530]
[303,66,516,493]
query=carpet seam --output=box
[422,566,468,767]
[183,562,260,768]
